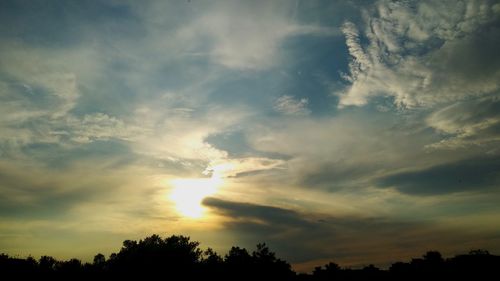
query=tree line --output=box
[1,234,499,280]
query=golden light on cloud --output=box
[169,175,222,219]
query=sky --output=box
[1,0,500,272]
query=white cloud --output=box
[173,1,336,70]
[0,43,80,120]
[337,0,500,108]
[243,110,444,192]
[274,95,310,115]
[64,113,140,144]
[426,97,500,149]
[0,43,147,152]
[341,22,370,83]
[206,157,285,179]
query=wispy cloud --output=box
[338,0,500,108]
[274,95,310,115]
[426,97,500,149]
[171,0,336,70]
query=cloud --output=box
[206,157,285,179]
[130,104,249,166]
[376,156,500,195]
[0,42,79,121]
[0,105,140,155]
[0,39,147,154]
[203,197,500,269]
[299,161,377,191]
[172,0,335,70]
[0,1,331,174]
[0,1,295,188]
[337,0,500,108]
[340,21,370,84]
[203,196,410,264]
[64,113,139,144]
[0,158,183,260]
[0,161,116,219]
[426,97,500,149]
[273,95,311,115]
[203,197,308,227]
[243,109,438,191]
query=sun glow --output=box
[169,175,222,219]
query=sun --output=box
[169,176,222,219]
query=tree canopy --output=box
[1,235,499,281]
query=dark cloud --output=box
[203,197,312,228]
[202,197,488,267]
[376,156,500,195]
[203,197,370,262]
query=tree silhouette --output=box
[39,255,57,274]
[93,253,106,266]
[1,235,499,280]
[106,234,203,279]
[313,262,341,280]
[252,243,294,280]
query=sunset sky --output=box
[1,0,500,271]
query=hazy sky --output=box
[1,0,500,272]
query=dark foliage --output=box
[1,235,499,280]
